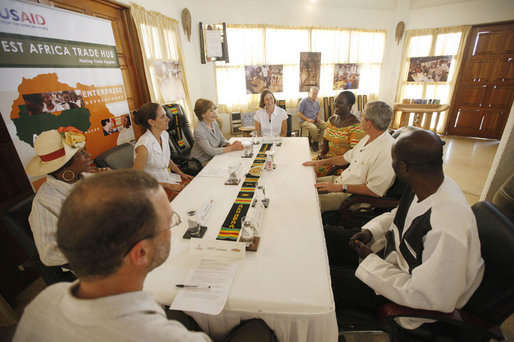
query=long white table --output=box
[144,137,338,342]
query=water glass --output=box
[240,217,254,246]
[274,133,282,146]
[243,141,252,156]
[186,209,200,237]
[251,130,259,145]
[228,165,238,181]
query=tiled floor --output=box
[1,135,510,342]
[441,135,500,205]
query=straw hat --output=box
[26,128,85,177]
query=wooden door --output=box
[447,22,514,139]
[0,0,149,304]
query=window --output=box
[216,25,386,113]
[395,26,470,132]
[130,3,193,123]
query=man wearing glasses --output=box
[303,101,396,213]
[14,169,275,342]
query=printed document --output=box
[170,258,238,315]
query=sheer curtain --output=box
[216,27,265,113]
[216,25,386,113]
[395,26,471,132]
[266,28,309,108]
[129,3,194,124]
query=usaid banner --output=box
[0,0,134,188]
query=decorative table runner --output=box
[217,143,272,241]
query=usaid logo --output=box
[0,8,46,26]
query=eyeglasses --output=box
[170,212,182,230]
[122,212,181,257]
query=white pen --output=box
[176,284,211,289]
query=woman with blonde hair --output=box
[190,98,243,166]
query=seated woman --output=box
[254,89,288,137]
[26,127,106,266]
[314,91,365,177]
[133,103,193,200]
[190,98,243,166]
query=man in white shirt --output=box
[326,130,484,330]
[14,170,276,342]
[303,101,395,213]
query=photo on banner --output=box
[0,0,133,188]
[333,63,360,90]
[22,90,85,115]
[100,114,134,144]
[299,52,321,92]
[245,65,283,94]
[153,60,186,102]
[407,55,452,82]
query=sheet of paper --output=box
[205,30,223,57]
[170,258,238,315]
[198,166,227,178]
[169,172,182,183]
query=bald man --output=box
[325,130,484,330]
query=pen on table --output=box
[176,284,211,289]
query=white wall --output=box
[481,104,514,201]
[129,0,514,111]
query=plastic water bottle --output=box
[265,152,273,172]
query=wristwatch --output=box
[342,184,348,193]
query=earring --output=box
[62,169,75,182]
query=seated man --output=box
[326,130,484,330]
[14,170,276,342]
[303,101,395,213]
[298,86,326,151]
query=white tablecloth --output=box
[144,137,338,342]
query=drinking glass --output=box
[274,133,282,146]
[240,216,254,246]
[186,209,200,237]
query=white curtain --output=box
[130,3,193,125]
[216,25,386,113]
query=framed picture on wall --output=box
[407,55,452,82]
[333,63,360,90]
[245,65,283,94]
[299,52,321,92]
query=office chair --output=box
[162,104,202,176]
[1,194,76,285]
[323,126,429,227]
[335,177,409,228]
[338,201,514,342]
[94,142,134,169]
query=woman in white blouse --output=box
[190,98,243,166]
[133,103,193,200]
[254,89,288,137]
